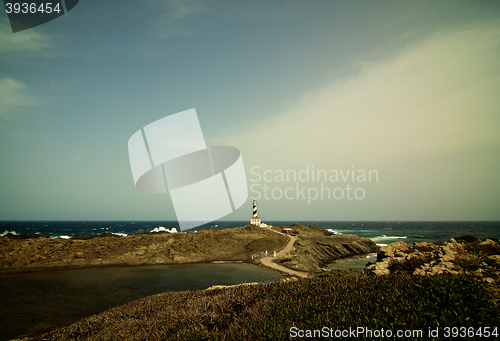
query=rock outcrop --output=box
[0,224,381,275]
[364,235,500,286]
[273,224,379,273]
[0,226,287,273]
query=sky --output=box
[1,0,499,222]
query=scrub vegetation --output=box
[28,273,499,341]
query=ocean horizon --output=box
[1,220,499,247]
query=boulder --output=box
[373,268,390,276]
[429,261,458,275]
[413,268,426,276]
[377,241,409,261]
[438,245,457,262]
[488,255,500,265]
[479,239,496,247]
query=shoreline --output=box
[0,224,378,276]
[0,225,285,273]
[19,266,500,341]
[0,254,309,278]
[0,262,286,341]
[0,259,255,275]
[6,235,500,341]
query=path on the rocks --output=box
[259,229,309,278]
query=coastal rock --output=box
[365,257,392,276]
[206,282,259,290]
[377,241,409,261]
[489,255,500,265]
[479,239,496,247]
[273,225,379,273]
[365,237,500,289]
[427,261,460,275]
[373,268,390,276]
[0,225,288,273]
[0,224,375,275]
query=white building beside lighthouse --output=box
[250,200,261,226]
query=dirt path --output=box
[259,229,309,278]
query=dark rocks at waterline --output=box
[3,232,42,240]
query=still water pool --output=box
[0,263,285,341]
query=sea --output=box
[1,220,499,246]
[1,220,499,340]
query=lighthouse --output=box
[250,200,261,226]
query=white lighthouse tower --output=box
[250,200,261,226]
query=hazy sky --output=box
[1,1,499,222]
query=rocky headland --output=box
[365,235,500,278]
[0,226,285,273]
[0,224,378,274]
[273,224,379,273]
[364,235,500,304]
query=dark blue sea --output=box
[2,220,499,246]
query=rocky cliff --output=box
[273,224,379,273]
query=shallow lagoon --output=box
[0,263,285,341]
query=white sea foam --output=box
[326,229,342,235]
[52,235,71,239]
[371,234,408,247]
[151,226,178,233]
[48,232,128,239]
[371,235,407,242]
[1,230,17,236]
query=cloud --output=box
[150,0,209,39]
[225,21,500,169]
[0,20,51,55]
[164,0,207,19]
[0,78,34,119]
